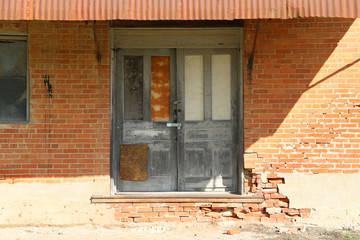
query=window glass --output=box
[0,40,27,122]
[124,56,143,120]
[185,55,204,121]
[211,54,231,120]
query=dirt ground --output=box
[0,222,359,240]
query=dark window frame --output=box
[0,35,29,124]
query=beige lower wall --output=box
[0,177,115,226]
[2,174,360,228]
[278,173,360,229]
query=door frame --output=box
[110,28,244,195]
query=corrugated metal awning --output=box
[1,0,360,21]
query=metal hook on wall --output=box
[43,74,53,98]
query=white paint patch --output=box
[129,130,167,138]
[278,173,360,229]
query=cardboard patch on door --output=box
[120,144,149,181]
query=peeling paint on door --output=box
[151,56,170,121]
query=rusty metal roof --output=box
[0,0,359,21]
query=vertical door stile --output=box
[143,52,151,121]
[204,51,212,121]
[176,48,185,190]
[231,49,240,192]
[112,50,124,193]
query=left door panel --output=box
[114,49,177,192]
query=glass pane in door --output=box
[185,55,204,121]
[211,54,231,120]
[123,56,143,120]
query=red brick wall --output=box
[243,18,360,179]
[2,18,358,181]
[0,21,111,180]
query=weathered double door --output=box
[115,48,238,192]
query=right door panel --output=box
[178,49,239,191]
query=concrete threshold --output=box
[91,192,264,203]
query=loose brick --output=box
[227,229,241,235]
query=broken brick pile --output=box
[111,170,310,223]
[244,169,311,222]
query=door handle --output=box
[166,123,181,130]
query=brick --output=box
[270,193,287,199]
[149,217,165,222]
[179,203,196,207]
[149,203,165,207]
[159,212,175,217]
[164,203,180,207]
[133,218,150,223]
[174,212,189,217]
[120,207,137,213]
[142,212,160,217]
[164,217,181,222]
[133,203,149,207]
[243,203,259,208]
[189,211,205,217]
[168,207,183,212]
[137,208,153,213]
[261,217,277,223]
[152,207,168,212]
[262,188,278,194]
[183,207,200,212]
[127,213,143,218]
[226,229,241,235]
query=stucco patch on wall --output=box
[0,178,114,226]
[278,173,360,229]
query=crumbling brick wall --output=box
[243,17,360,222]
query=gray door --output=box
[116,49,177,192]
[177,49,238,191]
[114,48,238,192]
